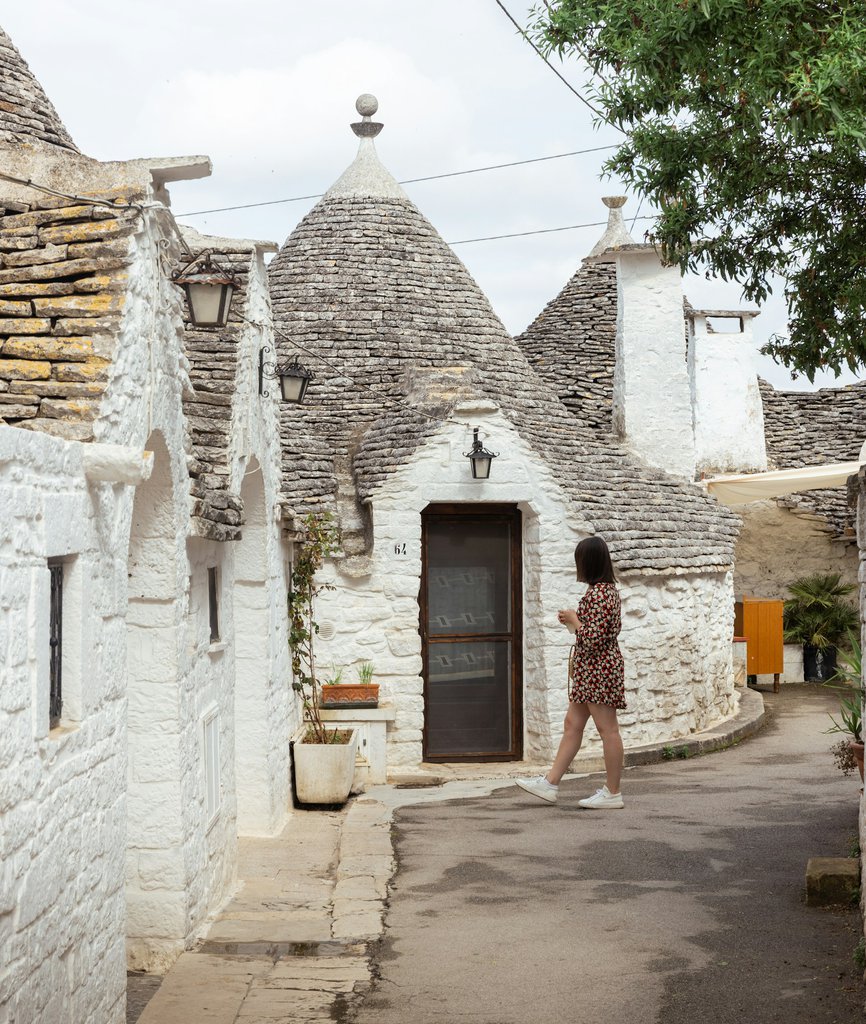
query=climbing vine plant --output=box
[288,510,342,743]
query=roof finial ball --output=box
[352,93,384,138]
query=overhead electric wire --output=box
[492,0,621,129]
[450,214,656,246]
[173,144,619,218]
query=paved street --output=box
[352,687,864,1024]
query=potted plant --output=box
[826,634,864,782]
[289,511,358,805]
[783,572,859,682]
[321,661,380,708]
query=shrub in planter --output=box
[826,635,864,783]
[783,573,859,682]
[288,511,357,805]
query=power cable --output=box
[492,0,621,130]
[450,214,656,246]
[173,144,619,218]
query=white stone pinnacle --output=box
[588,195,636,257]
[325,95,408,201]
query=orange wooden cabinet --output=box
[734,598,784,689]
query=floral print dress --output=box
[568,582,626,709]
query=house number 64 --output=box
[393,542,407,555]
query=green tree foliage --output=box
[530,0,866,379]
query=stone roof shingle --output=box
[0,27,78,152]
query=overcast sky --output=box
[6,1,859,390]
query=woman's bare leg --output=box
[587,702,623,794]
[547,702,592,785]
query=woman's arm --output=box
[573,588,614,652]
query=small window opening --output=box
[48,560,63,729]
[208,567,220,643]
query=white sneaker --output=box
[515,775,558,804]
[577,785,624,810]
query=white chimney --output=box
[688,310,767,474]
[587,198,696,480]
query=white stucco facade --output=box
[313,406,737,768]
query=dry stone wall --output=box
[0,194,138,441]
[734,499,858,599]
[760,378,866,538]
[515,261,617,435]
[181,234,260,542]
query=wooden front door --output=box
[420,504,522,761]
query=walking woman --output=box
[516,536,626,809]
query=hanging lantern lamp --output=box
[172,250,238,328]
[464,428,498,479]
[259,347,313,404]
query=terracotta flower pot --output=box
[320,683,379,708]
[851,741,865,783]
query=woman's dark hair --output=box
[574,536,616,584]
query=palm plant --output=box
[783,573,859,650]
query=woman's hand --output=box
[558,609,581,629]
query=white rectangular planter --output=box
[292,727,358,805]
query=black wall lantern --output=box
[464,428,498,479]
[259,346,313,404]
[172,250,238,328]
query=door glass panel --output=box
[426,640,512,756]
[426,519,511,636]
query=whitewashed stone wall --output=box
[689,313,768,476]
[228,255,294,836]
[0,428,130,1024]
[733,499,858,599]
[610,250,696,480]
[314,407,736,769]
[118,221,292,965]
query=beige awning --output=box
[705,462,862,504]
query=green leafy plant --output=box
[824,631,863,745]
[661,745,676,761]
[849,834,861,860]
[830,633,862,688]
[782,573,858,650]
[529,0,866,380]
[288,511,345,744]
[357,661,375,687]
[826,693,863,745]
[854,938,866,973]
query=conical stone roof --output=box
[0,26,78,152]
[516,260,617,435]
[269,103,740,575]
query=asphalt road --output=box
[352,687,864,1024]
